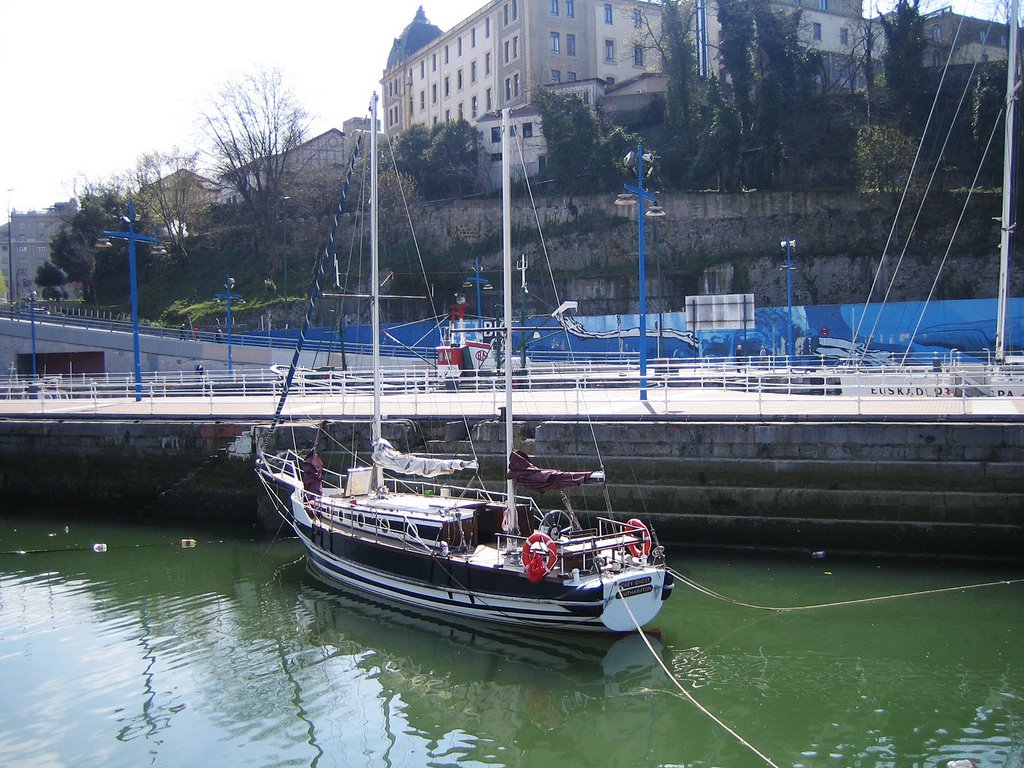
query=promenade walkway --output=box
[2,385,1022,421]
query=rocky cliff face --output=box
[266,190,1006,327]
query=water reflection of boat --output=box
[295,580,666,737]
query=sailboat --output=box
[255,98,672,634]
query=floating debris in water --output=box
[92,543,107,553]
[181,539,197,548]
[812,550,827,558]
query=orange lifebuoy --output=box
[625,518,652,558]
[522,531,558,583]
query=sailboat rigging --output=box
[254,98,672,633]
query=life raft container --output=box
[522,531,558,583]
[625,518,652,558]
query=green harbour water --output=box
[0,514,1021,768]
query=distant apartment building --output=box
[1,200,78,303]
[381,0,876,185]
[921,6,1011,67]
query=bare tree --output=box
[202,68,309,275]
[133,148,210,265]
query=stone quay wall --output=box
[1,416,1020,559]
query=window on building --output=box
[567,33,576,56]
[840,27,848,45]
[420,90,425,109]
[551,0,558,14]
[445,109,451,121]
[432,53,437,71]
[458,103,464,119]
[444,76,450,96]
[492,126,501,143]
[512,0,518,20]
[513,35,519,58]
[604,3,613,24]
[471,61,478,82]
[471,95,478,118]
[505,77,512,99]
[445,44,450,64]
[932,25,942,41]
[486,17,491,37]
[505,40,510,62]
[812,22,822,41]
[605,39,615,60]
[457,69,463,89]
[513,73,520,96]
[503,4,509,25]
[433,116,439,125]
[566,0,574,16]
[552,69,561,82]
[522,122,533,138]
[421,61,425,78]
[486,52,492,73]
[432,83,438,103]
[551,31,560,53]
[486,87,493,110]
[819,0,828,9]
[472,28,476,47]
[634,8,642,28]
[979,28,987,42]
[567,70,577,81]
[634,44,643,65]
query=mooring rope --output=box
[670,567,1024,612]
[617,584,782,768]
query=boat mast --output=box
[502,108,516,526]
[371,93,382,444]
[995,0,1019,364]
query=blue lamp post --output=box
[216,277,242,373]
[780,238,796,363]
[616,145,664,401]
[100,200,159,402]
[462,255,493,322]
[29,290,37,377]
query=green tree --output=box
[50,187,127,303]
[424,120,480,199]
[691,77,743,190]
[534,89,640,194]
[855,123,916,192]
[393,123,434,194]
[879,0,927,130]
[35,261,68,300]
[657,0,703,187]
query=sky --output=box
[0,0,1010,218]
[0,0,485,215]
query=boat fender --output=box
[625,518,652,558]
[522,532,558,583]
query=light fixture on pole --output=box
[215,276,243,373]
[29,290,38,378]
[618,146,662,401]
[98,200,161,402]
[780,238,796,363]
[461,255,493,320]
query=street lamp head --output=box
[95,237,113,249]
[645,204,666,218]
[29,290,37,301]
[780,239,796,249]
[615,193,638,207]
[226,276,235,290]
[150,244,168,256]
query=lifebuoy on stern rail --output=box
[522,531,558,583]
[625,518,652,558]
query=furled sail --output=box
[506,450,605,493]
[372,438,479,477]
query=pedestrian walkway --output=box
[2,385,1021,421]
